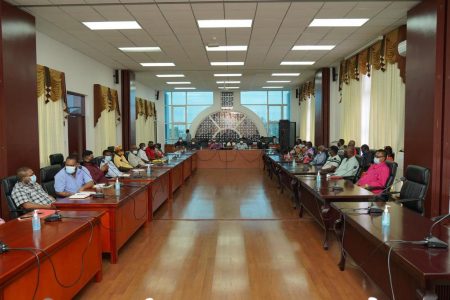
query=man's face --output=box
[375,152,386,163]
[65,159,77,167]
[23,169,34,184]
[346,148,354,157]
[84,154,94,162]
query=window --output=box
[67,92,85,116]
[165,91,213,143]
[241,90,290,137]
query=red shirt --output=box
[83,162,108,184]
[146,147,156,160]
[357,162,390,194]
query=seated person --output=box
[282,149,292,161]
[357,150,390,194]
[81,150,108,184]
[330,147,359,179]
[348,140,357,155]
[174,137,186,148]
[271,136,279,144]
[310,145,327,166]
[12,167,56,209]
[320,146,341,175]
[101,149,123,177]
[113,146,133,171]
[189,138,200,150]
[138,143,150,163]
[54,156,94,197]
[304,142,315,156]
[337,138,345,156]
[209,139,222,150]
[146,141,157,160]
[302,152,313,164]
[384,146,395,161]
[360,144,373,171]
[292,145,303,160]
[257,137,268,149]
[235,139,249,150]
[155,143,165,158]
[0,218,4,224]
[128,145,147,168]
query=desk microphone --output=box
[79,165,105,198]
[423,213,450,248]
[331,166,358,191]
[368,177,406,214]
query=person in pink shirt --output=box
[357,149,390,194]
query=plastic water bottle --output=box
[381,205,391,227]
[146,164,152,176]
[115,178,120,196]
[316,171,321,189]
[32,209,41,231]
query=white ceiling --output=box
[8,0,418,91]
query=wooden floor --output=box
[76,169,387,300]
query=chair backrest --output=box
[107,146,115,152]
[384,160,398,194]
[125,151,130,160]
[1,176,21,219]
[49,153,64,166]
[400,165,430,214]
[369,149,376,163]
[93,156,103,167]
[353,155,363,183]
[39,165,62,199]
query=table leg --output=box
[291,178,299,209]
[320,201,332,250]
[94,269,103,282]
[147,185,153,222]
[109,209,118,264]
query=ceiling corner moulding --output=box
[198,19,252,28]
[309,18,369,27]
[83,21,141,30]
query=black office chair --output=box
[49,153,64,166]
[93,156,104,167]
[350,155,363,183]
[1,176,25,219]
[40,165,62,198]
[393,165,430,215]
[107,146,115,152]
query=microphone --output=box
[79,165,105,198]
[367,177,406,214]
[331,165,358,191]
[424,213,450,248]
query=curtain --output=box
[369,64,405,152]
[340,79,362,145]
[37,65,67,167]
[299,100,308,140]
[94,84,120,156]
[308,95,315,142]
[136,97,156,145]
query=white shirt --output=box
[138,149,148,162]
[322,155,342,170]
[332,156,359,177]
[100,160,123,177]
[235,142,249,150]
[128,152,145,167]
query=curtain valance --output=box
[136,97,156,120]
[36,65,68,112]
[94,84,120,127]
[299,80,315,104]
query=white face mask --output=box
[104,156,112,162]
[374,157,380,164]
[240,141,243,144]
[132,150,138,155]
[65,166,76,174]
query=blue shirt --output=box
[54,166,93,194]
[100,159,123,177]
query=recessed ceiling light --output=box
[272,73,300,77]
[167,82,191,85]
[198,19,252,28]
[174,87,196,90]
[218,87,239,89]
[140,62,175,67]
[309,18,369,27]
[292,45,335,51]
[280,61,315,65]
[156,74,185,78]
[262,86,283,89]
[266,80,291,83]
[119,47,161,52]
[211,62,244,66]
[214,73,242,77]
[206,45,248,52]
[216,81,240,84]
[83,21,141,30]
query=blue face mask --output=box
[65,166,76,174]
[104,156,112,162]
[30,175,37,184]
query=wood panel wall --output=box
[314,68,330,146]
[121,70,136,150]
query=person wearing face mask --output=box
[81,150,108,184]
[113,146,133,172]
[138,143,150,163]
[100,150,123,177]
[357,149,390,194]
[235,139,249,150]
[12,167,55,209]
[54,156,94,198]
[155,143,165,158]
[330,146,359,179]
[128,145,147,168]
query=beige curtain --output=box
[37,65,67,167]
[308,95,315,142]
[369,64,405,152]
[340,79,362,145]
[299,100,308,140]
[136,97,156,144]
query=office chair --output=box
[49,153,64,166]
[40,165,62,198]
[392,165,430,215]
[93,156,104,167]
[1,176,25,219]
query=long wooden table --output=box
[54,184,148,264]
[333,202,450,299]
[294,176,374,249]
[197,149,263,169]
[0,211,103,299]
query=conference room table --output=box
[294,176,374,249]
[196,149,263,169]
[333,201,450,300]
[0,210,103,299]
[152,152,195,194]
[54,183,149,264]
[277,162,320,194]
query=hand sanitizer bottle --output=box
[32,209,41,231]
[147,164,152,176]
[115,178,120,196]
[381,205,391,227]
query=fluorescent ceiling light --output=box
[280,61,315,65]
[140,62,175,67]
[262,86,283,89]
[119,47,161,52]
[211,62,244,66]
[214,73,242,77]
[266,80,291,83]
[292,45,335,51]
[272,73,300,77]
[218,87,239,89]
[198,19,252,28]
[167,82,191,85]
[309,18,369,27]
[156,74,185,78]
[83,21,141,30]
[206,45,248,52]
[174,87,196,90]
[216,81,240,84]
